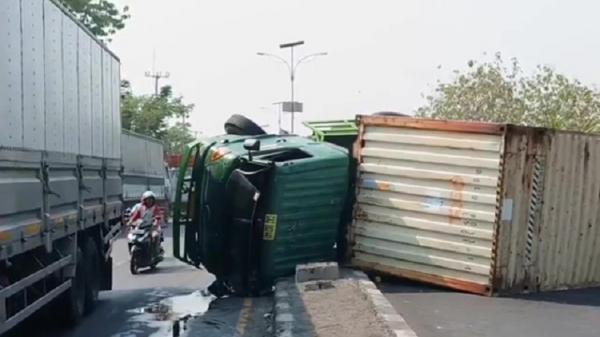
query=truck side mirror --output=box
[243,139,260,161]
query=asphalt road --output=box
[379,278,600,337]
[9,230,273,337]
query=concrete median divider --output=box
[272,262,418,337]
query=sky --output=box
[109,0,600,136]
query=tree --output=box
[121,82,196,154]
[58,0,130,41]
[162,122,196,155]
[417,53,600,133]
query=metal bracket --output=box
[41,163,61,198]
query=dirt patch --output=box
[300,279,388,337]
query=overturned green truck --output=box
[173,125,350,295]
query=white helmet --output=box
[141,190,156,201]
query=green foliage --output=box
[418,53,600,133]
[162,122,196,155]
[121,82,196,154]
[58,0,130,41]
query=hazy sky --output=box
[109,0,600,136]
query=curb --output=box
[273,278,314,337]
[272,270,418,337]
[352,270,418,337]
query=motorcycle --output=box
[127,211,164,274]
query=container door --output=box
[351,117,504,294]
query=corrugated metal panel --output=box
[0,0,23,148]
[268,159,349,277]
[121,132,146,175]
[121,130,165,177]
[78,31,93,156]
[62,17,79,154]
[497,128,600,293]
[2,0,120,156]
[352,117,504,294]
[111,59,121,158]
[91,42,103,157]
[102,51,113,158]
[22,0,45,151]
[44,0,64,153]
[148,139,165,176]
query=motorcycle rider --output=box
[127,191,164,253]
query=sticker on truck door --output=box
[263,214,278,240]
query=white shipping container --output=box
[351,116,600,294]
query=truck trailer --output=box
[0,0,122,333]
[121,130,168,210]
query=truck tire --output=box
[63,247,86,325]
[224,114,266,136]
[372,111,409,117]
[83,238,100,313]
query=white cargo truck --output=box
[121,130,168,210]
[0,0,122,333]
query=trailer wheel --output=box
[84,238,100,313]
[63,247,86,325]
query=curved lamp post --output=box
[257,44,327,133]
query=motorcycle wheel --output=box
[130,255,139,275]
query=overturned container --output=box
[351,115,600,295]
[173,134,349,295]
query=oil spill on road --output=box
[113,290,216,337]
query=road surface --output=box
[379,278,600,337]
[9,230,273,337]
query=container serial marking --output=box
[263,214,278,241]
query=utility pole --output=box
[145,69,183,124]
[144,70,170,96]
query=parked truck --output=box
[121,130,168,210]
[0,0,122,333]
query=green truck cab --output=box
[173,133,350,295]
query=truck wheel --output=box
[84,238,100,313]
[63,247,86,325]
[372,111,409,117]
[224,114,266,136]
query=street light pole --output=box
[258,41,327,134]
[280,41,302,133]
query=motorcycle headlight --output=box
[127,233,135,241]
